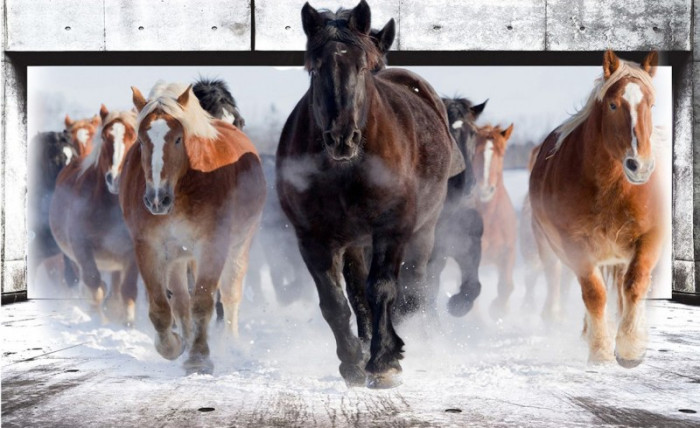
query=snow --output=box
[3,171,687,427]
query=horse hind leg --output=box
[69,241,108,323]
[615,239,660,368]
[103,271,125,322]
[579,269,614,364]
[532,223,562,322]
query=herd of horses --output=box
[28,1,666,388]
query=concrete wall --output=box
[1,0,697,297]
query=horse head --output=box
[302,0,382,162]
[98,105,138,194]
[599,50,658,185]
[64,114,101,157]
[132,82,226,215]
[442,97,487,193]
[474,124,512,202]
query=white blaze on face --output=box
[147,119,170,190]
[483,140,494,184]
[622,82,643,156]
[451,120,464,130]
[62,146,74,164]
[108,122,126,178]
[76,128,89,146]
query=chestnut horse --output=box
[277,1,462,388]
[529,51,663,367]
[426,97,488,318]
[64,114,101,158]
[50,106,139,324]
[120,82,265,374]
[472,124,517,319]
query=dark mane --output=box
[192,78,246,129]
[304,8,382,72]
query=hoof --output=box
[340,363,366,387]
[184,355,214,375]
[447,294,474,317]
[587,351,615,366]
[366,368,402,389]
[615,350,645,369]
[155,332,185,361]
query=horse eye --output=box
[175,137,182,145]
[609,103,617,111]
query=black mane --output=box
[193,78,245,129]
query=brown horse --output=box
[64,114,101,158]
[50,106,139,324]
[277,1,462,388]
[472,124,518,319]
[529,51,663,367]
[120,82,265,374]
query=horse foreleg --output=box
[120,259,139,327]
[615,234,661,368]
[69,239,107,322]
[396,222,437,323]
[366,233,407,389]
[579,268,614,364]
[103,271,124,322]
[168,261,192,345]
[448,208,483,317]
[300,239,365,387]
[532,221,562,322]
[136,241,184,361]
[490,246,515,320]
[343,245,372,353]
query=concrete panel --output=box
[6,0,106,51]
[400,0,545,51]
[673,260,695,293]
[255,0,400,51]
[104,0,251,51]
[2,260,27,294]
[547,0,692,51]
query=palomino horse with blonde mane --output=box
[529,51,664,367]
[472,124,517,319]
[64,114,101,158]
[50,105,139,324]
[120,82,265,374]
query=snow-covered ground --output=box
[4,170,689,427]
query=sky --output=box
[28,65,672,150]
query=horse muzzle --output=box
[479,185,496,202]
[323,128,361,162]
[105,171,120,195]
[143,187,174,216]
[623,156,655,185]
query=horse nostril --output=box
[105,172,113,185]
[351,130,362,145]
[143,195,151,208]
[161,195,172,207]
[625,158,639,172]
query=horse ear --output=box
[603,50,620,79]
[100,104,109,122]
[177,85,193,108]
[132,86,147,112]
[373,19,395,53]
[91,115,101,127]
[64,114,74,128]
[642,51,658,77]
[470,99,488,117]
[349,0,371,34]
[501,123,514,141]
[301,2,323,37]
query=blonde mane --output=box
[137,81,218,140]
[552,60,656,154]
[80,109,138,174]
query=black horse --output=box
[424,97,488,317]
[277,0,463,388]
[28,131,79,286]
[193,78,246,129]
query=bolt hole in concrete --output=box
[65,369,79,373]
[138,26,144,30]
[579,26,585,31]
[64,26,71,31]
[198,408,215,413]
[653,26,660,31]
[506,25,513,30]
[212,26,217,30]
[433,25,441,30]
[445,408,462,413]
[285,25,291,30]
[678,409,697,414]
